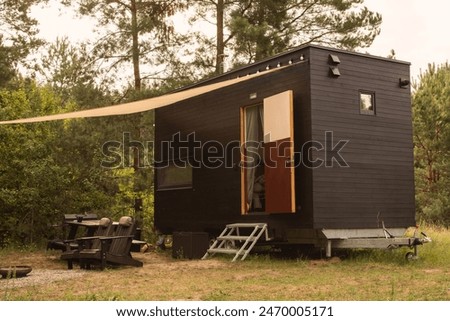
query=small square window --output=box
[359,91,375,115]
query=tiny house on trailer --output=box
[0,44,430,259]
[154,44,429,259]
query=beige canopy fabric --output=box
[0,66,286,125]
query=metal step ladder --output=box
[202,223,270,262]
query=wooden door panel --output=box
[263,91,295,213]
[264,138,294,213]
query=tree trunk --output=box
[215,0,225,74]
[130,0,142,223]
[131,0,141,91]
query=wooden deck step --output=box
[202,223,270,262]
[207,248,239,254]
[217,235,257,241]
[226,223,267,228]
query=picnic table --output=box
[47,214,99,251]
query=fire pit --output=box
[0,266,32,279]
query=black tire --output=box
[405,251,415,261]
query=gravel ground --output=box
[0,269,86,289]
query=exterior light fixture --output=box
[329,66,341,77]
[329,54,341,64]
[399,78,410,88]
[328,53,341,77]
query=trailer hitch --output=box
[406,231,432,260]
[412,232,432,246]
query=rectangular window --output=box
[359,91,376,115]
[156,164,192,190]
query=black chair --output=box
[79,216,143,270]
[60,217,113,269]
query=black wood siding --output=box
[155,61,313,235]
[154,45,415,236]
[308,47,415,229]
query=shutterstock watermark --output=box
[101,131,349,169]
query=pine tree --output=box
[0,0,45,87]
[62,0,186,91]
[190,0,382,73]
[413,63,450,226]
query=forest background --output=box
[0,0,448,247]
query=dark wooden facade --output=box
[154,45,415,240]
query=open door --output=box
[263,91,295,213]
[241,90,295,214]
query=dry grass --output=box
[1,227,449,301]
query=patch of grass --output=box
[414,225,450,266]
[0,227,448,301]
[202,289,231,300]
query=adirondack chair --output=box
[78,216,143,270]
[60,217,113,269]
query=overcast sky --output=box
[32,0,450,81]
[364,0,450,80]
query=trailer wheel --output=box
[405,251,416,261]
[224,240,236,249]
